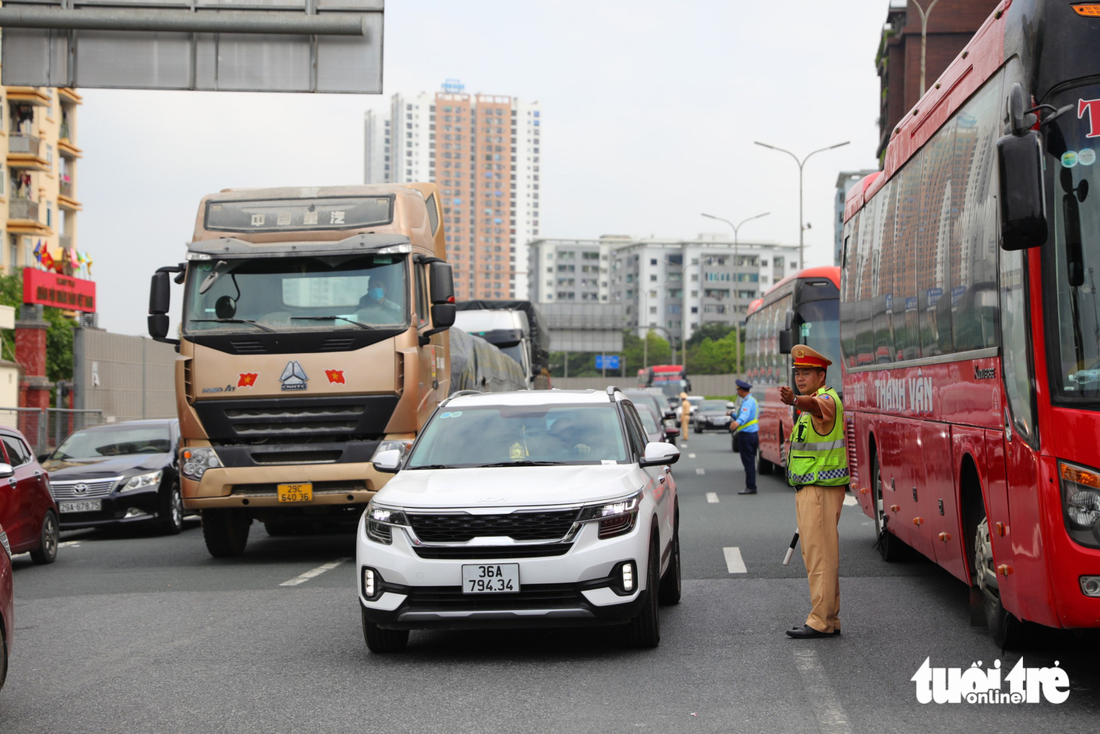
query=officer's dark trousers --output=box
[738,431,759,491]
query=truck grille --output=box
[193,395,400,441]
[408,510,579,543]
[50,477,122,499]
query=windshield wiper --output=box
[472,461,562,468]
[290,316,373,330]
[190,318,275,333]
[408,464,452,470]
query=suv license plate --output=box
[462,564,520,594]
[277,483,313,503]
[60,499,101,513]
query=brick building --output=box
[876,0,1000,159]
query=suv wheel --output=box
[623,537,661,648]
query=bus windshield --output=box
[1045,85,1100,403]
[797,298,842,385]
[183,254,409,334]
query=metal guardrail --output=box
[0,407,104,455]
[8,134,42,156]
[8,198,39,221]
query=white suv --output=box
[356,387,681,652]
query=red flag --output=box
[40,249,54,271]
[237,373,258,388]
[325,369,345,384]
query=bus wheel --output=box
[974,516,1030,649]
[872,456,911,562]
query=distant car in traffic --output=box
[357,388,681,652]
[42,419,184,534]
[624,390,678,445]
[692,400,735,433]
[0,521,12,692]
[635,403,679,445]
[0,427,58,565]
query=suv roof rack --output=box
[440,390,482,407]
[606,385,623,402]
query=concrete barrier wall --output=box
[73,329,177,422]
[551,374,740,397]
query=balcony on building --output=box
[58,178,81,212]
[58,90,83,159]
[6,87,51,108]
[8,135,50,172]
[7,197,50,236]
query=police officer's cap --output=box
[735,379,752,390]
[791,345,832,368]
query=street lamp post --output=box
[700,211,769,379]
[913,0,941,96]
[753,140,849,270]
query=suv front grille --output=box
[408,510,579,543]
[412,543,573,560]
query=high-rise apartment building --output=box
[1,86,83,275]
[364,79,541,302]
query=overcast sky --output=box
[77,0,888,336]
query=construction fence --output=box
[0,407,104,455]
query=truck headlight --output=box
[118,470,163,493]
[577,491,642,539]
[182,447,222,481]
[365,501,411,545]
[371,440,413,463]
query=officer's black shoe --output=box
[737,489,757,495]
[785,624,837,639]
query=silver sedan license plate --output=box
[60,499,101,513]
[462,563,520,594]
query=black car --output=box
[692,399,735,433]
[624,390,678,444]
[634,403,680,445]
[42,419,184,534]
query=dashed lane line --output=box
[792,648,853,734]
[58,541,82,549]
[843,495,858,507]
[688,453,696,459]
[695,468,706,476]
[280,558,351,587]
[722,546,747,574]
[706,492,719,504]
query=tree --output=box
[0,273,77,393]
[685,322,735,349]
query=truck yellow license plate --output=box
[277,483,313,503]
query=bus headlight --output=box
[182,447,222,481]
[1060,462,1100,548]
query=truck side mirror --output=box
[148,265,183,345]
[430,303,456,329]
[779,329,793,354]
[429,261,455,304]
[997,130,1047,251]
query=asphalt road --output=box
[2,430,1099,733]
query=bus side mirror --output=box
[997,130,1047,251]
[779,329,793,354]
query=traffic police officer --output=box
[679,392,692,444]
[730,379,759,495]
[778,345,849,638]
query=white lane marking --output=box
[280,558,351,587]
[723,546,747,574]
[792,648,853,734]
[843,495,858,507]
[696,468,706,476]
[688,453,696,459]
[58,541,81,549]
[706,492,719,504]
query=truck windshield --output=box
[407,405,628,468]
[1044,85,1100,403]
[183,254,408,334]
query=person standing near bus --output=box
[679,392,691,444]
[778,345,849,639]
[730,379,759,495]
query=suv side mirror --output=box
[640,441,680,467]
[998,130,1047,250]
[372,449,402,474]
[0,463,13,479]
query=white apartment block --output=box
[363,80,541,301]
[527,235,629,304]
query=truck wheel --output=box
[872,455,912,562]
[758,451,774,475]
[623,537,661,648]
[361,606,409,653]
[202,509,252,558]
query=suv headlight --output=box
[118,470,163,493]
[371,440,413,463]
[182,447,222,481]
[1061,461,1100,548]
[365,501,411,545]
[577,491,642,540]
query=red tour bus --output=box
[744,266,841,469]
[643,365,691,406]
[841,0,1100,647]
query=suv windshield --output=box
[54,426,172,459]
[407,404,628,468]
[183,254,408,334]
[1045,85,1100,403]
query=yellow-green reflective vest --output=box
[786,386,850,488]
